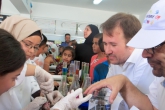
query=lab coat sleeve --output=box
[30,77,40,99]
[30,77,40,94]
[15,63,27,86]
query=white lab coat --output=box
[0,60,40,110]
[33,54,45,68]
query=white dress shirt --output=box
[147,77,165,110]
[106,49,155,94]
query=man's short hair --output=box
[101,13,141,43]
[65,33,70,37]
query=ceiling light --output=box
[93,0,102,5]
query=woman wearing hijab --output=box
[0,15,56,110]
[51,44,59,59]
[0,16,54,89]
[75,24,99,65]
[0,28,92,110]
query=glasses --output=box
[145,42,165,54]
[21,40,39,51]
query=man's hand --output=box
[84,74,128,103]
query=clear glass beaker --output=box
[81,74,91,92]
[88,88,111,110]
[69,74,80,91]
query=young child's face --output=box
[62,50,72,64]
[69,42,72,46]
[37,44,46,56]
[92,38,101,53]
[59,47,64,53]
[44,46,48,53]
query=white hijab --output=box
[51,44,59,58]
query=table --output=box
[49,65,56,72]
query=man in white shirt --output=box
[102,13,154,93]
[85,0,165,110]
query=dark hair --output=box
[93,33,104,52]
[62,46,75,59]
[101,13,141,43]
[94,33,102,39]
[28,30,42,39]
[59,46,64,49]
[0,29,26,76]
[65,33,70,37]
[69,40,77,46]
[39,34,47,47]
[84,24,99,45]
[99,37,104,52]
[59,46,64,56]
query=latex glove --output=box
[35,66,54,93]
[51,88,92,110]
[23,97,47,110]
[47,91,64,106]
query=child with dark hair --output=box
[55,46,75,75]
[90,33,107,82]
[69,40,77,49]
[32,34,48,68]
[58,46,64,57]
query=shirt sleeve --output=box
[133,63,155,94]
[15,63,27,86]
[147,77,164,109]
[92,67,99,84]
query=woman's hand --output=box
[51,88,92,110]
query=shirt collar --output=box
[125,49,144,64]
[121,49,144,70]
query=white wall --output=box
[139,12,147,23]
[32,2,139,24]
[20,13,30,18]
[1,0,30,18]
[2,1,141,42]
[1,0,20,15]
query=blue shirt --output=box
[61,42,69,47]
[92,61,109,84]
